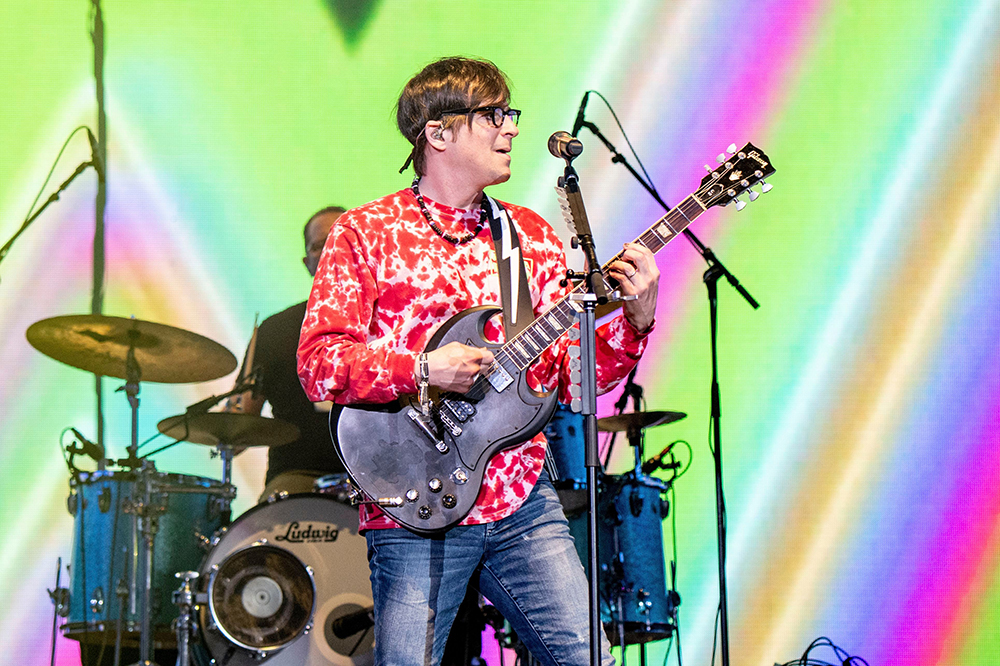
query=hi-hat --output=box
[597,411,687,432]
[158,412,300,449]
[26,314,237,383]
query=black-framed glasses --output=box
[439,105,521,128]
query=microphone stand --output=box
[559,157,607,666]
[577,118,760,666]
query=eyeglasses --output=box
[438,105,521,128]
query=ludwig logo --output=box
[274,521,340,543]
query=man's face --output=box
[444,106,519,190]
[303,211,340,276]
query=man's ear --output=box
[424,121,447,151]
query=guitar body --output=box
[333,306,558,534]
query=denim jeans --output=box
[365,471,614,666]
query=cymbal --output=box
[157,413,300,449]
[26,314,237,383]
[597,411,687,432]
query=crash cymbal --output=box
[157,412,300,448]
[597,411,687,432]
[26,314,237,383]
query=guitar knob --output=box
[405,489,419,503]
[442,494,457,509]
[418,506,432,520]
[428,478,443,493]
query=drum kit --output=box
[29,314,374,666]
[30,313,684,666]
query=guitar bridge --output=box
[407,408,449,453]
[486,363,514,392]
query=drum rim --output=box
[207,542,317,652]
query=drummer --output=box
[236,206,348,500]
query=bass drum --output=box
[198,493,374,666]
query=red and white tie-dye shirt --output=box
[297,187,650,530]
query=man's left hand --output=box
[609,242,659,333]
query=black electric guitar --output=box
[333,142,775,533]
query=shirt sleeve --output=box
[297,218,418,404]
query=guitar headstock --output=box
[696,142,775,211]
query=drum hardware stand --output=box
[116,323,162,666]
[172,571,200,666]
[48,557,69,666]
[576,113,761,666]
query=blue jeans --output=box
[365,471,614,666]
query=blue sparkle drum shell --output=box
[62,470,231,646]
[567,474,675,645]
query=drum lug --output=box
[266,490,289,504]
[90,586,105,614]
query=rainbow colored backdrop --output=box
[2,1,998,665]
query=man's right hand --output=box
[422,341,495,393]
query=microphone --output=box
[548,131,584,161]
[69,428,105,463]
[641,443,681,476]
[329,606,374,638]
[86,128,105,181]
[572,91,591,137]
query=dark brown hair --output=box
[396,57,512,176]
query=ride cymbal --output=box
[26,314,237,383]
[597,411,687,432]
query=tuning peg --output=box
[716,153,726,164]
[704,164,713,173]
[727,143,737,154]
[734,197,747,211]
[748,189,759,202]
[760,179,773,193]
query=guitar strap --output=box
[482,194,534,339]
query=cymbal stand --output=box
[117,322,160,666]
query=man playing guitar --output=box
[297,56,660,666]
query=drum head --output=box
[209,544,314,650]
[199,494,374,666]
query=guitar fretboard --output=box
[494,194,705,373]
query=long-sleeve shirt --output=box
[297,187,650,530]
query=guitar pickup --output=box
[407,408,449,453]
[443,398,475,423]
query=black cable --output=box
[587,91,662,200]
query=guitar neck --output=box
[495,194,706,373]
